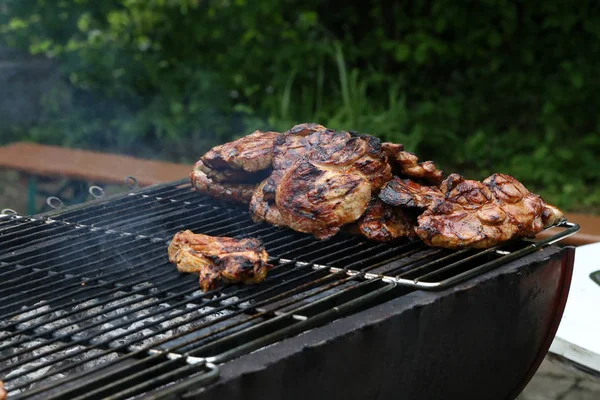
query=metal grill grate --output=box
[0,180,579,399]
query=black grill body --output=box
[195,246,573,400]
[0,179,575,400]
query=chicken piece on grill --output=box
[276,160,372,239]
[201,130,280,172]
[350,197,416,242]
[382,142,444,185]
[379,177,444,209]
[168,230,273,291]
[190,161,256,203]
[274,131,392,239]
[415,173,564,249]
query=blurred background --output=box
[1,0,599,213]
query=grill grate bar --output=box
[72,195,210,226]
[2,235,365,390]
[1,179,581,399]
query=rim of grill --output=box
[0,180,579,399]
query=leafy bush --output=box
[1,0,599,211]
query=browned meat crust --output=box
[379,178,443,208]
[284,123,327,136]
[249,179,286,226]
[382,142,443,185]
[168,230,273,291]
[273,130,391,239]
[201,130,280,172]
[352,197,416,242]
[190,161,256,203]
[415,173,564,248]
[276,160,371,239]
[262,131,314,200]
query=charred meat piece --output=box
[264,129,391,200]
[276,160,371,239]
[249,179,286,226]
[382,142,443,185]
[415,173,564,249]
[274,131,391,239]
[168,230,273,291]
[262,130,314,200]
[379,178,444,209]
[201,130,280,172]
[190,161,256,203]
[352,197,416,242]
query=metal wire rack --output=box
[0,179,579,399]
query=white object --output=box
[549,241,600,374]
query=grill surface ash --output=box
[0,291,237,394]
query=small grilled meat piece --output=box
[0,381,6,400]
[352,197,416,242]
[379,178,443,208]
[201,130,280,172]
[190,161,256,203]
[382,142,443,185]
[168,230,272,291]
[275,131,391,239]
[415,173,564,249]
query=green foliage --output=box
[1,0,599,211]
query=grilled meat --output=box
[415,173,564,248]
[352,197,416,242]
[284,122,327,136]
[382,142,443,185]
[168,230,272,291]
[192,123,564,249]
[0,381,6,400]
[276,160,372,239]
[190,161,256,203]
[262,129,314,200]
[379,178,443,209]
[249,179,286,226]
[274,131,392,239]
[201,130,280,172]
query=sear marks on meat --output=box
[352,197,416,242]
[379,178,443,209]
[196,159,269,184]
[276,160,371,239]
[284,123,327,136]
[415,173,564,249]
[201,130,280,172]
[190,161,256,203]
[262,129,314,200]
[249,179,286,226]
[273,130,392,239]
[382,142,443,185]
[168,230,273,291]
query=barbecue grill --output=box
[0,178,579,400]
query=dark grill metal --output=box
[0,179,579,399]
